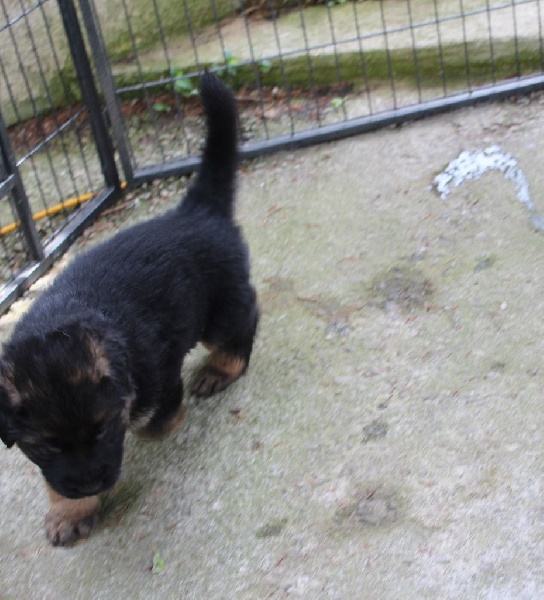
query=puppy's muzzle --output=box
[61,464,118,498]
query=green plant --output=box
[223,49,239,76]
[152,68,199,112]
[259,59,273,74]
[152,102,171,113]
[170,67,198,97]
[330,97,345,109]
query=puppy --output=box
[0,73,258,546]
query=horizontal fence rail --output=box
[0,0,543,313]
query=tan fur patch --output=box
[68,337,111,386]
[0,365,21,407]
[135,405,185,441]
[45,482,100,546]
[192,348,248,397]
[46,483,100,515]
[208,351,247,379]
[88,337,111,381]
[129,407,157,430]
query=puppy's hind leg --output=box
[45,482,100,546]
[193,295,259,398]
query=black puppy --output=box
[0,73,258,546]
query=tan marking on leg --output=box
[135,405,186,441]
[45,482,100,546]
[208,351,247,380]
[129,407,157,431]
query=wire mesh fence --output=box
[91,0,544,182]
[1,0,544,312]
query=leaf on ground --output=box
[152,551,165,574]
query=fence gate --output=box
[0,0,121,314]
[1,0,544,313]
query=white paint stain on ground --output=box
[433,145,544,232]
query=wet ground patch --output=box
[474,254,498,272]
[261,276,366,339]
[334,485,401,529]
[361,419,389,444]
[259,277,296,312]
[369,265,434,312]
[255,517,288,539]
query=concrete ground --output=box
[0,97,543,599]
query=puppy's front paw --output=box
[45,508,97,546]
[44,493,100,546]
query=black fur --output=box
[0,73,258,538]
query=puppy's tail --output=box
[181,72,238,219]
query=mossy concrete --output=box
[93,0,234,61]
[2,0,543,124]
[113,1,544,90]
[0,97,543,598]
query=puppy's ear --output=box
[0,380,18,448]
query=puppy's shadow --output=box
[97,350,231,535]
[98,478,148,531]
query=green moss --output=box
[49,65,80,106]
[108,38,544,98]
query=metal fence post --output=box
[56,0,120,191]
[0,109,44,262]
[78,0,134,185]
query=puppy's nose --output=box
[72,481,104,496]
[64,465,110,496]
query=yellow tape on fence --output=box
[1,181,128,237]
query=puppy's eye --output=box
[20,437,61,459]
[44,438,62,454]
